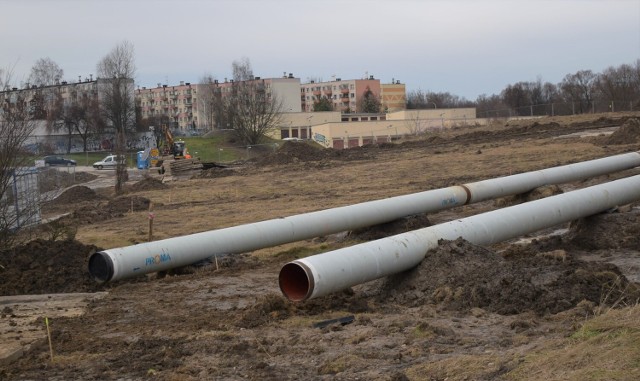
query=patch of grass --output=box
[35,133,247,167]
[506,305,640,381]
[272,245,329,262]
[411,321,436,339]
[317,353,362,375]
[181,136,236,162]
[406,354,505,381]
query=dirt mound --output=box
[48,185,102,205]
[567,207,640,250]
[349,214,432,241]
[61,195,151,224]
[494,185,564,207]
[257,141,377,167]
[38,169,98,194]
[373,238,639,315]
[0,239,108,295]
[259,141,328,166]
[238,288,371,329]
[126,176,168,192]
[197,166,243,178]
[604,118,640,145]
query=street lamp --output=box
[387,124,397,140]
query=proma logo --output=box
[145,252,172,266]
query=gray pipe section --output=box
[464,152,640,203]
[88,152,640,282]
[279,175,640,301]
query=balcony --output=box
[341,87,349,94]
[313,90,321,96]
[341,97,349,103]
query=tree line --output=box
[406,59,640,117]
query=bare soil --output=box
[2,112,640,380]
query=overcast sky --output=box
[2,0,639,100]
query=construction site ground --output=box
[2,112,640,380]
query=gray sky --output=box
[2,0,639,100]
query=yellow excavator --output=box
[161,125,191,159]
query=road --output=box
[72,165,151,189]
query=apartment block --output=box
[300,76,406,113]
[136,81,200,131]
[136,75,302,131]
[380,81,406,112]
[0,76,133,134]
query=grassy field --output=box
[42,132,261,166]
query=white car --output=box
[93,155,125,170]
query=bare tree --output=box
[560,70,596,114]
[596,63,640,110]
[199,73,226,130]
[96,41,136,194]
[232,57,254,81]
[228,78,284,145]
[403,110,426,135]
[47,88,103,152]
[407,90,473,110]
[0,68,38,245]
[28,57,64,87]
[206,59,283,145]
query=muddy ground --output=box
[1,113,640,380]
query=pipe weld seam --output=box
[460,184,472,205]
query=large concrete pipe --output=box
[88,152,640,282]
[279,174,640,301]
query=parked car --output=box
[44,155,76,166]
[92,155,125,170]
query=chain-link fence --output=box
[478,100,640,119]
[1,167,41,231]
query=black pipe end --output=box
[88,251,114,283]
[279,262,314,302]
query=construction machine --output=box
[161,125,191,159]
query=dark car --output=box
[44,155,77,166]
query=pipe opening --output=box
[88,252,114,283]
[279,262,313,301]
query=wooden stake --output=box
[45,317,54,362]
[215,255,219,271]
[148,202,154,242]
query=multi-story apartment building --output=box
[300,76,406,113]
[136,81,199,131]
[1,76,97,113]
[0,76,138,154]
[380,80,406,112]
[136,75,302,132]
[1,76,134,133]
